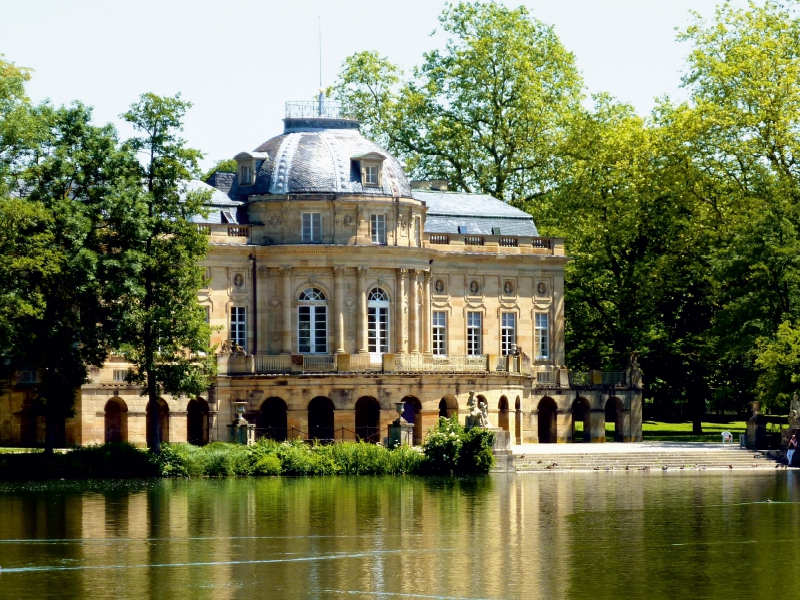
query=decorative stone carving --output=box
[470,280,480,295]
[537,282,547,295]
[435,279,445,294]
[504,281,514,295]
[233,273,244,288]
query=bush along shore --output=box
[0,417,494,481]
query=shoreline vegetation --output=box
[0,417,495,482]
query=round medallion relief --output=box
[343,214,353,226]
[537,282,547,295]
[233,273,244,288]
[504,281,514,295]
[469,280,480,295]
[435,279,445,294]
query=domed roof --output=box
[245,117,411,197]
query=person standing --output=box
[787,434,797,466]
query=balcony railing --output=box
[394,354,489,373]
[349,354,382,372]
[499,237,519,247]
[569,371,591,386]
[464,235,484,246]
[429,234,450,245]
[304,354,336,372]
[255,354,291,373]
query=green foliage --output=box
[0,443,158,481]
[110,93,215,451]
[201,158,237,181]
[334,2,582,202]
[420,417,494,475]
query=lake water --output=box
[0,472,798,599]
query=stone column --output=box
[333,266,345,353]
[280,267,292,354]
[589,408,607,443]
[422,271,432,354]
[409,270,420,353]
[395,268,407,354]
[357,267,368,354]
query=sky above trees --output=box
[1,0,756,170]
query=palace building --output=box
[0,102,643,447]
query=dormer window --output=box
[351,151,386,188]
[234,151,268,187]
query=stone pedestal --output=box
[746,417,766,450]
[388,422,413,447]
[228,421,256,445]
[488,427,510,451]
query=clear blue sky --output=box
[1,0,754,169]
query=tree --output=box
[111,93,215,453]
[678,0,800,414]
[201,158,237,182]
[334,2,583,203]
[333,51,402,150]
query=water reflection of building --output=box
[0,101,642,448]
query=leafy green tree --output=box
[334,2,583,203]
[677,0,800,413]
[110,93,215,453]
[333,51,402,149]
[201,158,237,182]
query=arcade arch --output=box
[537,397,558,444]
[146,398,169,447]
[605,397,624,442]
[260,397,288,441]
[355,396,381,443]
[401,395,422,444]
[104,398,128,443]
[498,396,510,432]
[187,398,209,446]
[571,397,590,443]
[439,395,458,419]
[308,396,335,441]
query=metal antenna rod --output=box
[318,16,323,116]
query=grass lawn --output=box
[642,420,747,443]
[574,420,750,443]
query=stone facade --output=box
[0,103,643,447]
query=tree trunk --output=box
[147,372,161,453]
[691,392,704,435]
[44,404,55,455]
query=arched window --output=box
[298,287,327,354]
[368,287,390,354]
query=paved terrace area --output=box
[512,441,745,454]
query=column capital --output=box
[423,271,432,283]
[396,267,408,276]
[279,266,292,276]
[357,266,369,276]
[333,266,346,276]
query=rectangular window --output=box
[230,306,246,352]
[371,213,386,245]
[432,311,447,355]
[368,306,389,354]
[113,369,128,382]
[365,164,379,185]
[467,312,482,356]
[501,313,516,356]
[302,212,322,243]
[298,305,327,353]
[535,312,550,360]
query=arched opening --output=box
[571,397,590,443]
[104,398,128,443]
[187,398,209,446]
[308,396,335,442]
[355,396,381,443]
[514,396,522,445]
[537,397,558,444]
[298,287,328,354]
[605,397,624,442]
[498,396,510,432]
[439,395,458,419]
[401,396,422,444]
[260,397,288,441]
[146,398,170,447]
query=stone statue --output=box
[479,401,492,428]
[232,343,246,356]
[466,391,481,429]
[219,340,231,355]
[790,392,800,428]
[626,351,643,389]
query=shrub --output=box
[419,417,494,475]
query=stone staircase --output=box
[511,447,784,472]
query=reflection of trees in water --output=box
[1,475,799,597]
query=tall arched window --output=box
[298,287,327,354]
[368,287,390,354]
